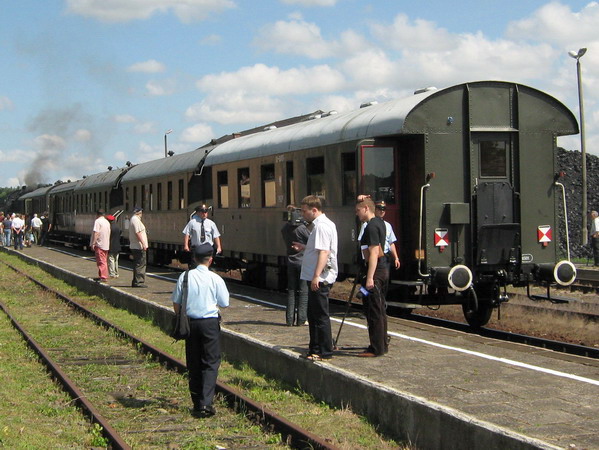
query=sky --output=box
[0,0,597,189]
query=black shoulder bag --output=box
[171,270,191,340]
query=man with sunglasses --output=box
[183,204,222,268]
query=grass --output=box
[0,308,97,448]
[0,253,407,449]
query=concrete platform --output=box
[2,245,598,449]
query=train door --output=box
[471,133,520,270]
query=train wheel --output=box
[462,303,492,328]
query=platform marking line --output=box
[232,294,599,387]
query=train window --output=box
[104,191,108,210]
[217,171,229,209]
[361,146,395,204]
[239,168,251,208]
[480,140,507,178]
[342,153,356,205]
[167,182,173,210]
[178,179,185,209]
[262,164,276,207]
[141,185,146,211]
[133,186,137,210]
[125,187,130,211]
[149,184,153,211]
[286,162,295,206]
[157,183,162,210]
[307,157,325,198]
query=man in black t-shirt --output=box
[355,197,389,357]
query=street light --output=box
[568,48,588,245]
[164,129,173,158]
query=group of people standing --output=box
[282,194,398,361]
[0,211,52,249]
[89,207,147,286]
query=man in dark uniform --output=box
[355,197,389,357]
[172,243,229,418]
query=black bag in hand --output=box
[171,271,191,340]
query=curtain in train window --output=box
[286,161,295,206]
[239,168,251,208]
[361,146,396,204]
[218,171,229,209]
[178,179,185,209]
[307,157,325,198]
[262,164,276,207]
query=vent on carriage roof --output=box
[414,86,437,95]
[264,125,277,131]
[322,110,338,117]
[360,101,378,108]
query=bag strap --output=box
[181,270,189,312]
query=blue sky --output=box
[1,0,597,188]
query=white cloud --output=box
[280,0,338,6]
[180,123,214,143]
[0,149,35,163]
[0,96,14,111]
[186,93,284,125]
[127,59,166,73]
[200,34,222,45]
[145,79,176,96]
[196,63,345,95]
[371,13,458,52]
[506,2,599,45]
[134,122,155,134]
[255,19,334,58]
[6,177,21,188]
[65,0,235,23]
[113,114,137,123]
[73,129,92,141]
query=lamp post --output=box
[164,129,173,158]
[568,48,588,245]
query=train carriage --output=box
[200,80,578,326]
[33,80,578,327]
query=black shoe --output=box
[132,284,148,288]
[192,405,216,418]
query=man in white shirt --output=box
[90,209,111,282]
[30,213,42,245]
[298,195,338,361]
[182,204,221,268]
[129,207,148,287]
[172,243,229,418]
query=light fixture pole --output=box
[568,48,588,245]
[164,129,173,158]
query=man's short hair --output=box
[356,197,375,212]
[301,195,323,211]
[96,209,105,216]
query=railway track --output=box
[0,260,337,449]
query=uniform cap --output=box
[375,201,386,210]
[193,243,214,258]
[194,204,210,213]
[133,206,143,213]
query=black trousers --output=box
[186,317,221,409]
[306,281,334,358]
[363,257,389,355]
[131,249,146,286]
[592,237,599,266]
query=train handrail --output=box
[554,175,571,261]
[418,180,431,278]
